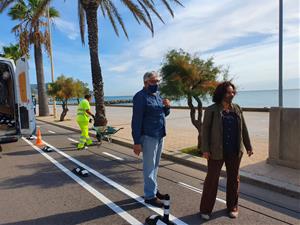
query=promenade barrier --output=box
[268,107,300,169]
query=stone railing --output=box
[267,107,300,169]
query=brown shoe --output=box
[145,197,164,208]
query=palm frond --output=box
[139,0,164,24]
[102,0,120,37]
[78,0,85,45]
[0,0,15,13]
[168,0,184,7]
[7,1,27,20]
[99,1,106,18]
[107,0,129,39]
[49,6,59,18]
[121,0,153,34]
[160,0,174,17]
[137,0,154,35]
[31,0,51,25]
[11,22,23,33]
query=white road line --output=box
[36,125,40,128]
[103,152,124,161]
[178,182,227,204]
[48,130,56,134]
[22,137,143,225]
[32,138,188,225]
[68,138,79,143]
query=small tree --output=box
[48,75,77,121]
[160,49,227,151]
[74,80,90,104]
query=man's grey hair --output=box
[143,71,159,82]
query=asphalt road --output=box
[0,121,299,225]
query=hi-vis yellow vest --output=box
[76,99,90,122]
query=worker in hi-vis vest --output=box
[76,94,95,150]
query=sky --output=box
[0,0,299,96]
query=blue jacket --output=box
[131,88,170,144]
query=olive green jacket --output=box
[201,103,252,160]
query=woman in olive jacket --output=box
[200,81,253,220]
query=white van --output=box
[0,56,36,145]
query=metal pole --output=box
[279,0,283,107]
[47,4,57,118]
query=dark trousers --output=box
[200,156,241,214]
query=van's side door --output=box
[15,58,36,136]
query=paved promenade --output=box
[38,105,299,198]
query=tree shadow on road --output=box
[0,151,141,190]
[1,198,145,225]
[4,150,39,156]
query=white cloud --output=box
[96,0,299,94]
[108,62,132,73]
[42,0,298,95]
[54,18,79,40]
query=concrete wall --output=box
[268,107,300,169]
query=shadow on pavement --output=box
[1,198,144,225]
[178,209,229,224]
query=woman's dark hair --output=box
[84,94,92,99]
[212,81,236,104]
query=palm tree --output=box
[0,0,59,116]
[76,0,183,126]
[1,43,23,62]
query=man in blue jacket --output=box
[131,71,170,208]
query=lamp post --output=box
[47,4,57,118]
[279,0,283,107]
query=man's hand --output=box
[133,144,142,156]
[202,152,210,159]
[247,150,253,157]
[163,98,171,108]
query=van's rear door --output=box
[0,58,19,144]
[15,57,36,136]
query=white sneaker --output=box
[229,211,238,218]
[201,213,210,220]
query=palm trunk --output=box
[34,39,49,116]
[84,3,107,126]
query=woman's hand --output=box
[247,150,253,157]
[202,152,210,159]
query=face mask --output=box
[148,84,158,93]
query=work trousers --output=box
[77,120,92,148]
[200,155,242,214]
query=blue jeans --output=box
[141,135,164,199]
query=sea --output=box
[55,89,300,108]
